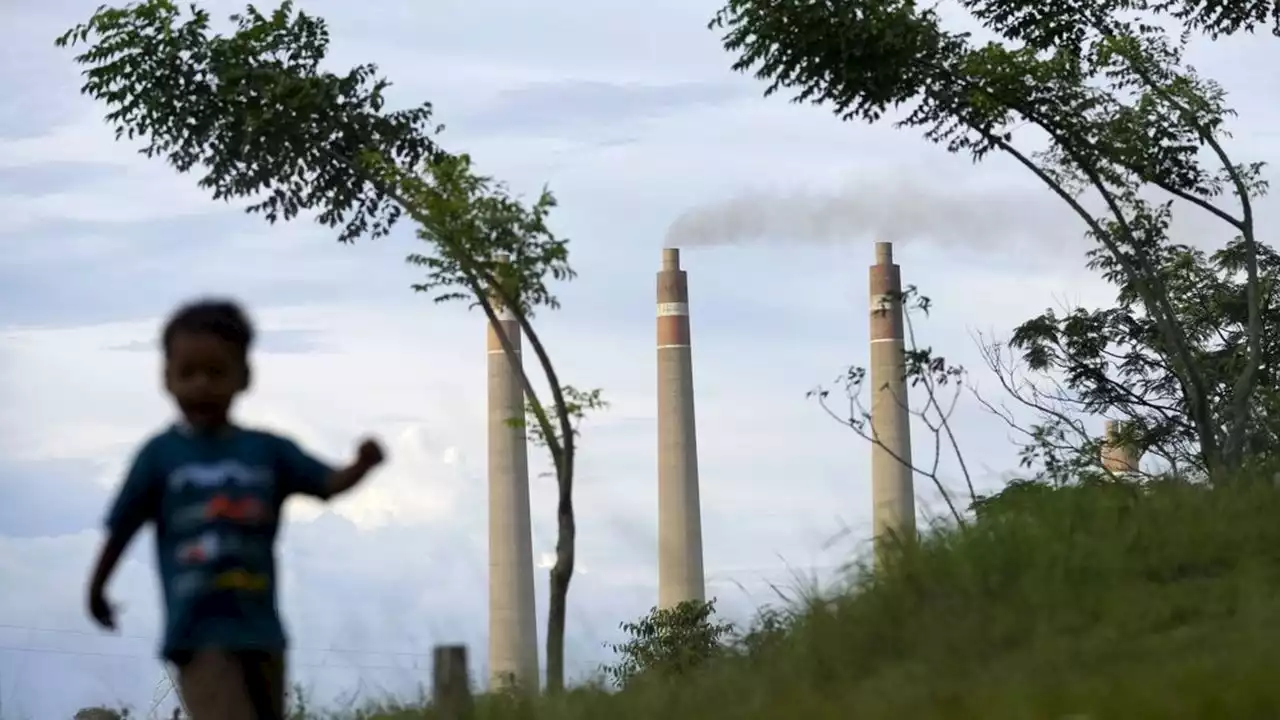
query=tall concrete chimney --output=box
[486,254,539,690]
[656,247,706,608]
[869,241,916,554]
[1100,419,1142,474]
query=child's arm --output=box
[87,532,131,629]
[276,435,385,500]
[89,442,162,629]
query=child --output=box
[86,299,386,720]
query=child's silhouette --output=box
[86,299,386,720]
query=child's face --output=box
[164,330,248,429]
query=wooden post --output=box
[432,644,474,720]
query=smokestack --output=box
[1100,420,1142,474]
[656,247,706,608]
[869,241,916,554]
[486,253,539,690]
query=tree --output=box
[57,0,597,691]
[603,599,736,689]
[711,0,1272,477]
[975,240,1280,482]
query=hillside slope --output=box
[374,477,1280,720]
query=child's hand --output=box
[87,584,116,631]
[325,439,387,496]
[355,438,385,470]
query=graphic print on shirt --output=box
[170,492,275,531]
[167,459,272,491]
[166,459,275,598]
[176,530,221,565]
[212,568,269,591]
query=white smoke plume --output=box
[664,175,1244,260]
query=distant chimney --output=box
[1100,420,1142,474]
[656,247,706,608]
[868,241,915,556]
[486,253,539,690]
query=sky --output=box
[0,0,1276,717]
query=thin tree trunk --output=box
[545,461,577,693]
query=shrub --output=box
[603,599,736,688]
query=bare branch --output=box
[809,287,976,528]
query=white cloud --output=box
[0,111,145,168]
[0,167,220,230]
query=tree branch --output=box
[1085,17,1264,468]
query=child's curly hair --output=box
[161,298,256,365]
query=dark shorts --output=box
[171,649,285,720]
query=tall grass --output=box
[355,475,1280,718]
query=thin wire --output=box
[0,564,831,650]
[148,669,175,720]
[162,665,186,720]
[0,642,426,670]
[0,623,436,657]
[0,560,837,673]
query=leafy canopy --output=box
[998,239,1280,481]
[712,0,1271,474]
[375,151,574,316]
[57,0,577,333]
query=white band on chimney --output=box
[657,302,689,317]
[497,306,517,322]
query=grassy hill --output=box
[352,475,1280,719]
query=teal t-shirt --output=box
[105,424,333,661]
